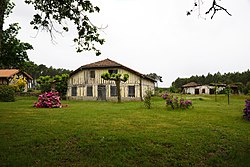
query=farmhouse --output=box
[182,82,226,95]
[67,59,156,101]
[0,69,33,92]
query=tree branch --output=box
[187,0,232,19]
[205,0,232,19]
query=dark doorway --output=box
[202,89,205,94]
[195,89,200,94]
[210,89,215,94]
[98,85,106,101]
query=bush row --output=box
[0,85,15,102]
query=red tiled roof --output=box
[0,69,33,79]
[0,69,19,78]
[81,59,122,69]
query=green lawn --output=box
[0,95,249,166]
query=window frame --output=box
[128,86,135,97]
[90,70,95,78]
[110,85,117,97]
[72,86,77,96]
[108,69,118,74]
[87,86,93,96]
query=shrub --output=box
[33,92,61,108]
[144,89,153,109]
[243,99,250,121]
[0,85,15,102]
[162,93,192,110]
[12,77,27,92]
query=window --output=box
[110,86,117,97]
[72,86,77,96]
[128,86,135,97]
[202,89,205,94]
[108,69,118,74]
[87,86,93,96]
[90,71,95,78]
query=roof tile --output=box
[0,69,19,78]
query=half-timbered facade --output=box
[0,69,33,92]
[67,59,156,101]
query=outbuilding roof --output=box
[182,82,201,88]
[0,69,33,79]
[0,69,19,78]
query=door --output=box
[195,89,200,94]
[98,85,106,101]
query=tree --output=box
[0,0,104,59]
[36,74,69,98]
[36,75,52,93]
[54,74,69,99]
[0,23,33,69]
[101,73,129,103]
[146,73,162,88]
[0,1,33,69]
[187,0,232,19]
[144,89,153,109]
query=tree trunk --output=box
[0,0,5,58]
[115,80,121,103]
[139,77,143,101]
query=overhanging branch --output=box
[187,0,232,19]
[205,0,232,19]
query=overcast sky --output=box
[5,0,250,87]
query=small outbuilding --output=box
[182,82,226,95]
[0,69,33,92]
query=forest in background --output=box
[171,70,250,94]
[21,61,72,80]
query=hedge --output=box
[0,85,15,102]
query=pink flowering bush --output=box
[243,99,250,121]
[162,93,192,110]
[34,92,61,108]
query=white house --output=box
[67,59,156,101]
[182,82,226,95]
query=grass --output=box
[0,94,249,166]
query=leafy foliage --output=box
[54,74,69,98]
[4,0,15,19]
[0,85,15,102]
[33,92,61,108]
[24,0,104,55]
[12,77,27,92]
[144,89,153,109]
[243,99,250,121]
[145,73,162,82]
[162,93,192,110]
[36,74,69,97]
[36,75,52,93]
[101,73,129,82]
[0,23,33,69]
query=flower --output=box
[163,93,192,110]
[33,92,62,108]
